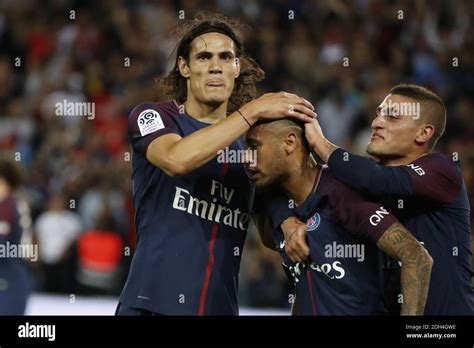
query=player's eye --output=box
[246,143,258,150]
[387,114,399,120]
[221,53,232,60]
[197,54,211,61]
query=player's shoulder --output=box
[409,152,460,177]
[408,152,463,198]
[320,166,360,200]
[321,166,351,189]
[128,100,180,121]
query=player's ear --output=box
[415,124,435,147]
[234,57,240,78]
[178,56,190,78]
[284,133,298,155]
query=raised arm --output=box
[138,93,315,177]
[304,118,461,203]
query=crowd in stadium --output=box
[0,0,473,309]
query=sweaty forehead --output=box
[190,32,236,54]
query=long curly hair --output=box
[160,12,265,114]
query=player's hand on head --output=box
[239,91,317,125]
[304,117,324,149]
[281,216,310,263]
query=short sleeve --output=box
[128,103,180,155]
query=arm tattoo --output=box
[377,222,433,315]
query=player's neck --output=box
[183,96,228,124]
[281,158,319,206]
[380,150,429,166]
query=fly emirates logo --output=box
[172,180,249,231]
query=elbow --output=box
[147,154,190,177]
[416,243,433,268]
[157,153,192,177]
[400,243,433,271]
[422,248,434,270]
[164,161,190,177]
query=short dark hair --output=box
[254,118,310,151]
[0,155,23,189]
[390,84,447,151]
[161,12,265,113]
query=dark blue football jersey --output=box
[270,167,398,315]
[328,149,474,315]
[119,100,254,315]
[0,194,30,314]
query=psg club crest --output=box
[306,212,321,231]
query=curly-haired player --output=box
[116,12,316,316]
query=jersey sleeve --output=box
[328,182,399,243]
[327,148,462,205]
[128,103,180,155]
[399,154,462,204]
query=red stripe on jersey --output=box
[306,269,317,315]
[199,223,219,315]
[198,161,230,315]
[220,162,229,180]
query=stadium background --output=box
[0,0,473,314]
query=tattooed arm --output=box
[376,222,433,315]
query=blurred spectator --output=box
[34,194,82,293]
[76,207,124,296]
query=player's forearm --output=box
[167,109,255,174]
[376,222,433,316]
[327,149,413,199]
[399,253,432,315]
[304,118,338,163]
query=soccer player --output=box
[245,119,433,315]
[305,84,474,315]
[116,13,316,315]
[0,156,30,315]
